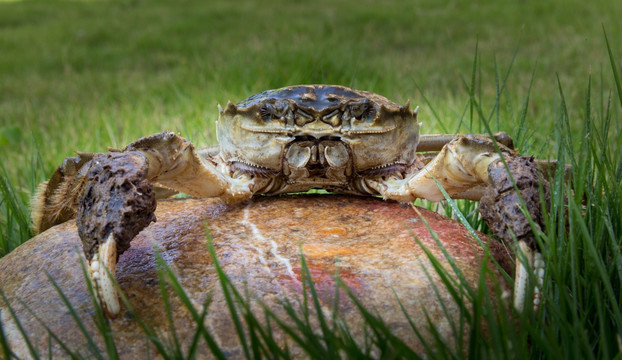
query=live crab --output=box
[31,85,548,318]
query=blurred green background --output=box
[1,0,621,229]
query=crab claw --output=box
[89,233,120,317]
[77,151,157,317]
[478,156,550,313]
[514,241,544,312]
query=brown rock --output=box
[0,195,512,358]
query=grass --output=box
[1,0,622,358]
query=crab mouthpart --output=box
[285,138,349,169]
[90,233,121,317]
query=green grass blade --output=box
[0,312,14,360]
[0,290,39,359]
[336,278,421,359]
[394,291,439,357]
[153,255,183,357]
[468,40,479,130]
[186,298,213,359]
[0,165,32,257]
[8,292,83,359]
[205,233,251,359]
[78,256,177,358]
[205,232,294,358]
[604,27,622,108]
[45,273,107,360]
[413,80,449,133]
[569,199,622,326]
[515,62,538,150]
[76,258,121,360]
[298,250,336,355]
[154,250,228,360]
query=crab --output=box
[31,85,548,318]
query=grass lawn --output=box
[1,0,622,358]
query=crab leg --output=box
[479,155,548,313]
[369,135,547,312]
[87,132,254,317]
[374,135,513,202]
[417,131,514,152]
[125,132,253,202]
[33,132,254,317]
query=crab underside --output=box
[31,85,549,318]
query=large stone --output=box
[0,195,512,358]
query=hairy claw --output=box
[30,153,95,233]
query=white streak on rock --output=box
[242,205,268,266]
[242,203,295,279]
[270,239,295,279]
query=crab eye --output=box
[259,104,273,121]
[259,101,294,125]
[350,104,367,118]
[342,99,375,123]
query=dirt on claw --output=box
[77,152,157,261]
[479,156,550,249]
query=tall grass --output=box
[0,165,32,256]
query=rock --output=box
[0,195,512,358]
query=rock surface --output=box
[0,195,512,358]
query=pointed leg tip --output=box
[513,262,528,312]
[89,233,121,318]
[513,242,544,313]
